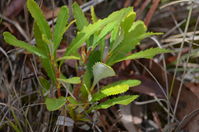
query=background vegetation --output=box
[0,0,199,132]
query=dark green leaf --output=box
[45,96,66,111]
[92,95,139,110]
[27,0,51,39]
[73,2,89,31]
[3,32,47,58]
[53,6,69,51]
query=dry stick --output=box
[135,60,175,120]
[150,36,172,124]
[0,46,13,74]
[136,0,151,19]
[160,0,190,9]
[0,14,29,41]
[162,19,186,39]
[175,108,199,132]
[171,2,193,122]
[175,13,199,132]
[144,0,160,27]
[171,13,184,35]
[24,5,31,40]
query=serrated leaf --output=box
[53,6,69,51]
[92,80,140,102]
[33,23,56,83]
[121,11,136,33]
[27,0,51,39]
[73,2,89,31]
[105,79,141,88]
[113,48,172,64]
[3,32,47,58]
[58,77,81,84]
[107,21,148,65]
[33,23,49,55]
[92,95,139,110]
[92,84,129,102]
[64,7,132,56]
[45,96,66,111]
[56,55,80,61]
[92,62,115,86]
[92,21,118,49]
[91,6,98,23]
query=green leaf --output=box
[105,79,141,88]
[64,7,132,56]
[107,21,148,65]
[92,21,118,49]
[39,77,50,94]
[33,23,56,83]
[27,0,51,39]
[53,6,69,51]
[92,62,115,86]
[114,48,172,64]
[73,2,89,31]
[8,121,21,132]
[67,97,80,105]
[45,96,66,111]
[81,50,101,97]
[92,84,129,102]
[91,6,98,23]
[110,28,124,52]
[56,55,80,61]
[33,23,49,55]
[58,77,81,84]
[3,32,47,58]
[121,11,136,33]
[92,79,140,102]
[92,95,139,110]
[41,59,56,84]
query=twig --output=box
[171,2,193,122]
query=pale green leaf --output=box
[58,77,81,84]
[92,62,116,86]
[92,84,129,102]
[56,55,80,61]
[91,6,98,23]
[121,11,136,33]
[64,7,132,56]
[92,21,118,49]
[92,95,139,110]
[81,50,101,95]
[107,21,148,65]
[113,48,172,64]
[73,2,89,31]
[105,79,141,88]
[53,6,69,51]
[45,96,66,111]
[92,79,140,102]
[3,32,47,58]
[27,0,51,39]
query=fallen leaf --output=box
[4,0,26,18]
